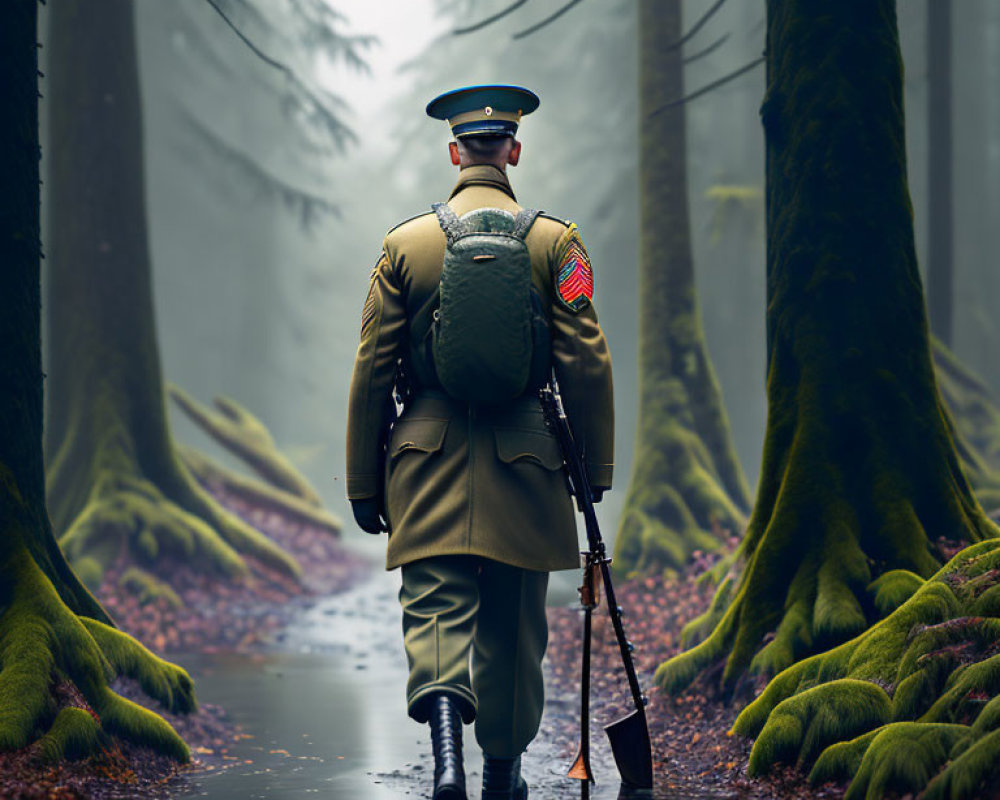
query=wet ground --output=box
[169,573,665,800]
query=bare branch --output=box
[513,0,586,39]
[648,56,764,116]
[682,32,730,65]
[181,111,338,229]
[666,0,729,52]
[454,0,530,35]
[203,0,289,74]
[288,0,376,72]
[200,0,355,149]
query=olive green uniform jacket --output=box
[346,164,614,572]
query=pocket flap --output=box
[494,428,564,470]
[390,418,449,458]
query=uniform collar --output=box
[448,164,517,202]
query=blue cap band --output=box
[452,119,519,138]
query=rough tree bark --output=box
[933,340,1000,510]
[42,0,298,589]
[614,0,751,576]
[0,1,193,763]
[926,0,953,347]
[657,0,996,697]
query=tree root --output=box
[0,548,193,762]
[169,385,323,506]
[722,540,1000,799]
[117,567,182,609]
[56,466,299,590]
[615,419,749,577]
[178,445,341,536]
[653,381,997,696]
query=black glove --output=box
[351,497,388,534]
[591,486,607,504]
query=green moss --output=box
[0,549,193,761]
[80,618,195,714]
[118,566,183,609]
[169,386,323,506]
[933,340,1000,511]
[868,569,924,615]
[680,574,734,647]
[807,728,880,785]
[921,653,1000,724]
[730,541,1000,798]
[969,693,1000,737]
[732,571,973,740]
[614,416,745,577]
[923,728,1000,800]
[617,44,753,577]
[837,722,968,800]
[179,445,341,536]
[746,679,891,776]
[897,617,998,677]
[72,556,104,591]
[971,583,1000,615]
[57,467,300,586]
[33,707,103,763]
[59,472,245,581]
[655,593,739,695]
[660,0,1000,720]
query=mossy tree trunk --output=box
[614,0,752,576]
[1,2,193,762]
[926,0,953,347]
[42,0,298,588]
[657,0,997,695]
[933,340,1000,510]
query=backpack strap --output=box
[431,202,468,246]
[511,208,540,241]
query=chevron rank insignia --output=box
[556,231,593,312]
[360,264,379,335]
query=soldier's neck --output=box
[458,160,508,174]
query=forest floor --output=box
[3,498,869,800]
[368,542,849,800]
[0,484,371,800]
[540,553,847,800]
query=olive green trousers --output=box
[399,554,549,758]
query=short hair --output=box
[457,134,515,160]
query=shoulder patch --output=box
[555,226,593,313]
[360,262,379,335]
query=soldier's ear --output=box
[449,141,461,166]
[508,140,522,167]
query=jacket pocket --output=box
[390,417,449,460]
[494,427,564,471]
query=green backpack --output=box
[420,202,549,405]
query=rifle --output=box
[539,379,653,794]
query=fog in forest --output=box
[12,1,1000,798]
[43,0,1000,555]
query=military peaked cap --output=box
[426,84,540,138]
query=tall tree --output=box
[614,0,751,576]
[926,0,953,346]
[43,0,299,588]
[1,0,193,763]
[134,1,369,475]
[658,0,996,696]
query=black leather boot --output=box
[481,754,528,800]
[429,695,467,800]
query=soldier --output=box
[346,85,614,800]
